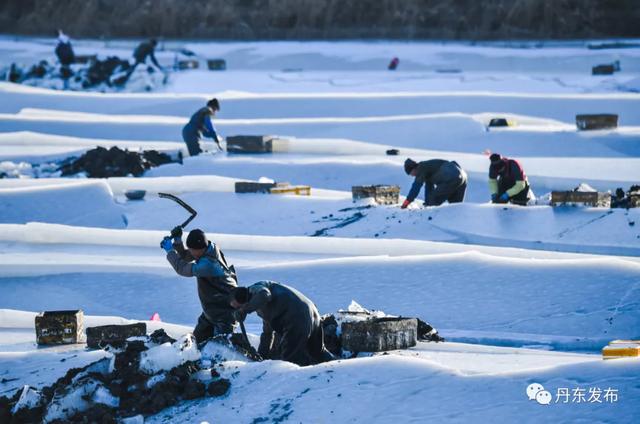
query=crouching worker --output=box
[401,158,467,208]
[229,281,335,366]
[488,153,533,206]
[182,98,222,156]
[161,228,238,344]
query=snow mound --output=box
[0,180,126,228]
[139,334,201,374]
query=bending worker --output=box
[161,228,238,344]
[229,281,334,366]
[401,158,467,208]
[182,98,222,156]
[131,38,163,73]
[488,153,533,206]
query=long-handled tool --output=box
[239,321,263,362]
[158,192,198,238]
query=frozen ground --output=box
[0,38,639,422]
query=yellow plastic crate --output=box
[270,185,311,196]
[602,340,640,359]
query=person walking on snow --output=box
[488,153,533,206]
[125,38,164,81]
[182,98,222,156]
[401,158,467,208]
[161,228,238,344]
[229,281,335,366]
[133,38,163,71]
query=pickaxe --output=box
[158,192,197,238]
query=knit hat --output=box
[404,158,417,175]
[489,153,503,164]
[186,229,208,249]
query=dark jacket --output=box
[166,241,237,325]
[406,159,462,203]
[489,158,530,200]
[55,41,75,66]
[133,41,160,68]
[183,107,217,141]
[242,281,324,362]
[244,281,316,334]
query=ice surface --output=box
[0,180,126,228]
[0,38,638,422]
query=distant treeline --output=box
[1,0,638,40]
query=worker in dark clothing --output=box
[55,30,75,66]
[229,281,335,366]
[55,30,75,87]
[161,228,238,344]
[488,153,533,206]
[126,38,164,79]
[401,158,467,208]
[182,98,222,156]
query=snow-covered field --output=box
[1,38,639,422]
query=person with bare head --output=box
[230,281,334,366]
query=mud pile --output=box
[0,330,230,423]
[59,146,177,178]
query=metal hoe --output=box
[240,320,263,362]
[158,192,198,238]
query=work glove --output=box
[401,199,411,209]
[233,309,247,322]
[160,236,173,252]
[491,193,499,203]
[499,192,510,202]
[170,225,183,241]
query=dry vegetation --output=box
[0,0,637,39]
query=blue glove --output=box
[160,236,173,252]
[500,192,509,202]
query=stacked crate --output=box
[352,185,400,205]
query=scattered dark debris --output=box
[83,56,131,88]
[59,146,178,178]
[207,379,231,397]
[1,56,156,91]
[611,185,640,209]
[312,212,367,237]
[417,319,445,342]
[3,333,230,423]
[338,205,374,213]
[149,328,176,345]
